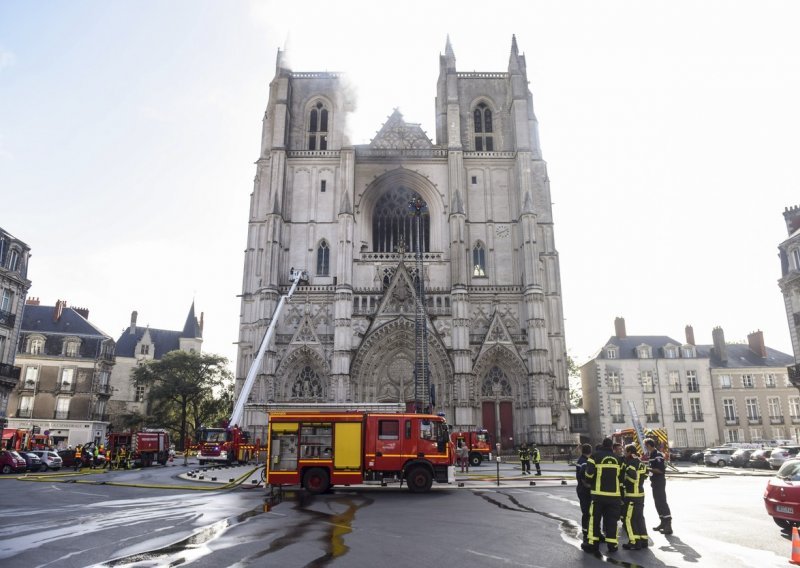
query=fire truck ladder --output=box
[409,197,430,413]
[627,400,678,471]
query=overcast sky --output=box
[1,1,797,372]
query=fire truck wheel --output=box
[303,468,330,495]
[469,453,482,467]
[406,466,433,493]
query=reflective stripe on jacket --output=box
[623,457,647,498]
[585,449,624,497]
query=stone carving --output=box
[370,109,433,149]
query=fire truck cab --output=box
[450,429,492,467]
[267,411,454,494]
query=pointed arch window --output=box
[481,366,512,397]
[290,365,324,400]
[473,102,494,151]
[372,186,429,253]
[308,101,329,150]
[472,241,486,277]
[316,240,330,276]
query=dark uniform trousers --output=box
[651,475,671,518]
[588,496,621,545]
[623,497,647,543]
[577,486,591,540]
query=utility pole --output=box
[408,197,430,414]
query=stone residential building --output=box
[700,328,796,444]
[0,228,32,423]
[779,204,800,388]
[106,304,203,429]
[581,318,718,453]
[8,299,115,448]
[236,37,572,450]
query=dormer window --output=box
[606,347,617,359]
[473,102,494,151]
[682,346,695,358]
[140,344,150,355]
[637,346,652,359]
[308,101,329,150]
[793,248,800,270]
[63,337,81,357]
[27,335,45,355]
[664,347,677,358]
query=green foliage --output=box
[131,350,232,450]
[567,354,583,408]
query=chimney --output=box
[614,317,627,338]
[73,306,89,319]
[747,330,767,358]
[712,326,728,364]
[785,205,800,236]
[53,299,66,322]
[685,325,695,346]
[26,297,40,306]
[130,310,138,334]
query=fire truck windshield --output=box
[200,429,226,443]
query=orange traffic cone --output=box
[790,527,800,565]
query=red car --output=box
[0,450,27,474]
[764,458,800,531]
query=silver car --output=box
[768,446,800,470]
[703,447,736,467]
[31,450,63,471]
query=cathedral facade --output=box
[236,37,572,449]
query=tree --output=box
[131,351,231,450]
[567,354,583,408]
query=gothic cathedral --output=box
[236,37,571,449]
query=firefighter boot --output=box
[581,542,599,553]
[661,518,673,535]
[652,518,665,532]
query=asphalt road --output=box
[0,461,793,568]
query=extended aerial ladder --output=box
[230,268,309,428]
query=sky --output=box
[0,0,797,372]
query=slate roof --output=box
[19,304,111,358]
[598,335,684,359]
[696,344,794,369]
[115,303,202,359]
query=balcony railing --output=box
[748,416,762,425]
[95,383,112,395]
[16,409,32,418]
[688,386,700,393]
[792,416,800,424]
[674,414,686,422]
[0,308,16,329]
[58,381,74,393]
[770,415,785,424]
[691,413,704,422]
[0,363,21,381]
[645,413,660,422]
[611,414,625,423]
[725,417,740,425]
[670,386,682,393]
[20,379,37,390]
[91,413,109,422]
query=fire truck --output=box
[196,425,254,465]
[107,429,171,467]
[612,427,671,463]
[2,428,51,451]
[450,429,493,467]
[266,409,455,494]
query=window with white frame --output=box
[61,368,75,389]
[675,429,688,447]
[7,249,19,271]
[672,398,685,420]
[55,396,70,419]
[606,348,617,359]
[768,397,782,419]
[140,344,150,355]
[793,248,800,270]
[135,384,146,403]
[641,371,655,393]
[719,375,732,389]
[723,398,736,421]
[644,398,657,420]
[745,397,759,420]
[63,338,80,357]
[690,398,702,420]
[694,429,706,447]
[28,335,44,355]
[665,347,677,358]
[638,346,652,359]
[750,428,763,441]
[0,334,5,360]
[790,397,800,419]
[607,372,621,393]
[669,370,681,392]
[0,288,13,312]
[766,373,776,388]
[611,399,623,418]
[24,366,38,388]
[18,395,33,417]
[742,374,755,388]
[774,427,786,440]
[726,429,741,443]
[686,370,699,392]
[682,346,695,358]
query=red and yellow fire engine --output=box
[266,410,455,494]
[450,429,493,466]
[196,424,255,465]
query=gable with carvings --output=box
[370,109,433,149]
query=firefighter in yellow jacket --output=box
[621,444,649,550]
[582,438,625,554]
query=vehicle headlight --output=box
[220,451,227,458]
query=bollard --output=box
[198,475,204,480]
[211,477,217,481]
[561,479,567,485]
[458,482,465,487]
[530,481,535,486]
[496,455,501,487]
[229,478,235,483]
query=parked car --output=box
[31,450,62,471]
[57,449,94,469]
[748,449,774,469]
[769,446,800,470]
[764,458,800,531]
[19,451,43,472]
[703,447,737,467]
[0,450,28,474]
[730,448,754,468]
[688,451,705,464]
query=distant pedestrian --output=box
[531,443,541,476]
[575,443,592,542]
[457,440,470,473]
[518,444,531,474]
[621,444,649,549]
[645,438,673,535]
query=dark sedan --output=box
[19,452,43,472]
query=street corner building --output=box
[235,37,571,450]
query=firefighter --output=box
[621,444,649,550]
[582,437,624,554]
[117,446,128,470]
[518,444,531,474]
[74,445,83,471]
[575,443,593,542]
[645,438,673,535]
[531,443,542,476]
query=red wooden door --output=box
[482,401,496,446]
[499,401,514,450]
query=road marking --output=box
[466,549,548,567]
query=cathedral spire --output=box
[508,34,521,73]
[444,35,456,71]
